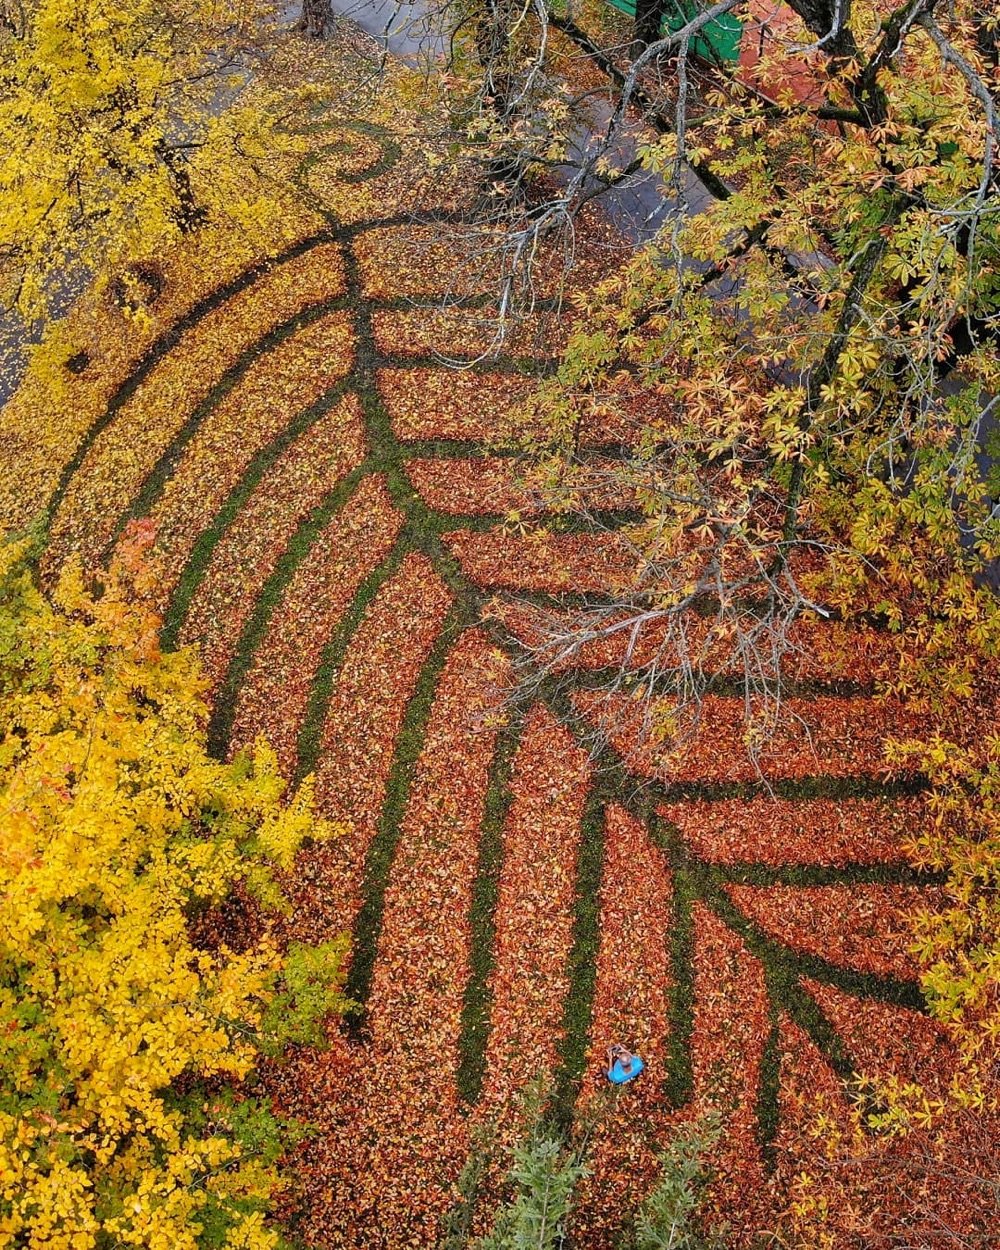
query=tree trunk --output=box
[475,0,516,113]
[298,0,333,38]
[474,0,525,193]
[161,148,208,233]
[633,0,665,50]
[782,0,859,61]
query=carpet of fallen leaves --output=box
[489,603,909,680]
[660,795,918,867]
[577,690,930,783]
[479,706,590,1114]
[379,369,537,444]
[145,310,355,593]
[690,905,774,1234]
[178,393,369,683]
[724,883,936,979]
[1,27,980,1250]
[406,457,532,516]
[229,475,406,774]
[371,307,565,361]
[446,528,638,593]
[44,244,348,576]
[571,806,676,1245]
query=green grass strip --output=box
[701,865,925,1013]
[205,466,370,758]
[456,708,527,1104]
[345,603,472,1025]
[715,861,941,889]
[553,789,606,1123]
[756,1007,782,1170]
[293,125,402,214]
[654,803,921,1121]
[767,966,856,1087]
[161,379,354,649]
[654,774,926,804]
[571,669,875,700]
[526,680,937,1131]
[649,805,698,1108]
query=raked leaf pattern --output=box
[32,111,946,1249]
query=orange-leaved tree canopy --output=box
[0,524,350,1250]
[457,0,1000,735]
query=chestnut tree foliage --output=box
[0,528,349,1250]
[420,0,1000,735]
[888,730,1000,1094]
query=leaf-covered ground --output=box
[0,35,970,1249]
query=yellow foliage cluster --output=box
[0,0,295,321]
[889,732,1000,1079]
[0,526,348,1249]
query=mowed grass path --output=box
[17,106,950,1249]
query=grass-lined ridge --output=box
[456,709,528,1104]
[344,603,472,1024]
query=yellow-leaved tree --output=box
[0,0,290,320]
[0,524,349,1250]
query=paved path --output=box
[330,0,438,60]
[0,311,27,409]
[0,279,84,409]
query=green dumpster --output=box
[605,0,744,64]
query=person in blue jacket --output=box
[606,1043,644,1084]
